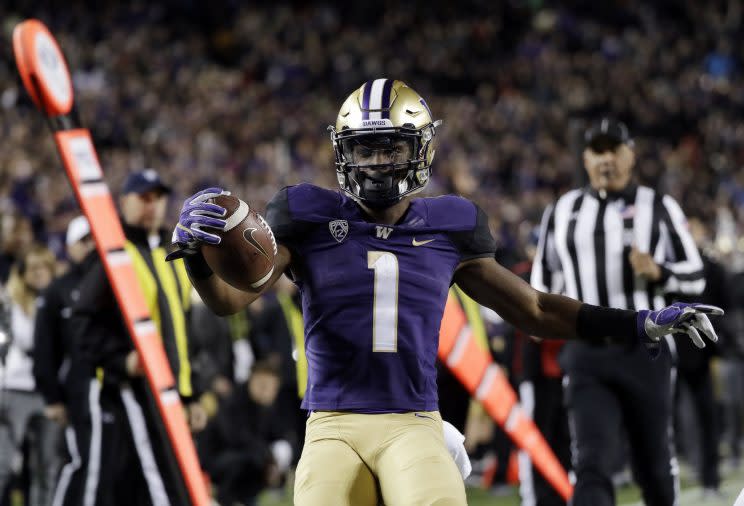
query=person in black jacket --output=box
[198,360,293,506]
[73,170,204,506]
[33,216,98,506]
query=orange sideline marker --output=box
[13,19,210,506]
[439,292,573,501]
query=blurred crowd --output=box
[2,1,744,262]
[1,0,744,504]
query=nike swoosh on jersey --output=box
[412,238,435,246]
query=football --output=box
[201,194,277,292]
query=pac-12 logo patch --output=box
[329,220,349,243]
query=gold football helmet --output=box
[330,79,442,207]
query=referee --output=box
[530,118,704,506]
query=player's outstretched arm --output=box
[453,257,721,353]
[454,257,582,340]
[188,245,291,316]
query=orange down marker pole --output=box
[439,292,573,501]
[13,20,210,506]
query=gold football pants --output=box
[294,410,467,506]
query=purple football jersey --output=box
[265,184,496,412]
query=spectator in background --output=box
[33,216,99,506]
[250,275,307,458]
[0,245,58,505]
[189,290,236,427]
[0,212,35,284]
[198,360,293,506]
[190,292,235,395]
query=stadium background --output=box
[1,0,744,504]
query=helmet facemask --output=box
[343,133,417,207]
[331,124,437,208]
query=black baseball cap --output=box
[584,118,633,151]
[121,169,171,195]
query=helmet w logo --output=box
[329,220,349,243]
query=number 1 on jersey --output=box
[368,251,398,352]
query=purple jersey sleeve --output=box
[264,185,326,253]
[448,203,497,261]
[265,184,344,247]
[264,186,298,247]
[423,196,497,261]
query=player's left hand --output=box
[166,187,230,261]
[170,187,229,249]
[638,302,723,348]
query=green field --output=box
[13,461,740,505]
[258,464,744,506]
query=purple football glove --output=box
[171,187,230,246]
[637,303,723,349]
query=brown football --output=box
[201,194,277,292]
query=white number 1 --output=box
[368,251,398,352]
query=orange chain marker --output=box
[13,19,210,506]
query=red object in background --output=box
[541,340,565,378]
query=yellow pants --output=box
[294,411,467,506]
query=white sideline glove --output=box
[443,420,471,479]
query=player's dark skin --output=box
[190,145,586,343]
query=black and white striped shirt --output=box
[531,184,704,311]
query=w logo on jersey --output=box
[375,226,393,239]
[329,220,348,243]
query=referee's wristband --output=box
[183,250,213,279]
[576,303,637,347]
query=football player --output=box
[169,79,721,506]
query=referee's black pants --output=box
[94,380,186,506]
[563,344,676,506]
